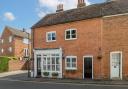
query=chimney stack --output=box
[77,0,86,8]
[56,4,63,12]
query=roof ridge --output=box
[32,0,128,29]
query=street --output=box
[0,79,128,89]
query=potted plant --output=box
[43,72,49,77]
[52,72,58,78]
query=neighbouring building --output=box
[0,26,31,59]
[31,0,128,80]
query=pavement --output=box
[0,70,27,78]
[0,71,128,85]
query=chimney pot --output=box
[56,4,63,12]
[77,0,86,8]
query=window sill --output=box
[46,40,56,43]
[65,38,77,41]
[65,68,77,70]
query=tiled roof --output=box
[5,26,31,39]
[32,0,128,29]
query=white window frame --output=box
[65,29,77,40]
[9,36,13,43]
[24,48,29,57]
[8,47,12,52]
[65,56,77,70]
[23,38,29,44]
[46,31,56,42]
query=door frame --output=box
[83,56,93,79]
[110,51,122,80]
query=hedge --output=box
[0,57,10,73]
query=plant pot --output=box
[43,72,49,77]
[52,72,59,78]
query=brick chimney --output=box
[77,0,86,8]
[56,4,63,12]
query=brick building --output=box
[0,26,31,60]
[31,0,128,80]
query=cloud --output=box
[4,12,15,21]
[37,0,92,18]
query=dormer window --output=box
[46,31,56,42]
[65,29,77,40]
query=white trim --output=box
[83,56,93,79]
[103,13,128,18]
[65,56,77,70]
[46,31,56,42]
[34,48,62,78]
[110,51,122,80]
[65,29,77,40]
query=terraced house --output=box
[32,0,128,80]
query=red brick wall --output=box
[33,18,102,79]
[14,36,30,59]
[8,60,27,71]
[102,15,128,79]
[0,28,15,56]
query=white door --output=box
[110,52,122,79]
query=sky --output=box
[0,0,105,34]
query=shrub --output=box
[0,57,10,72]
[52,72,59,77]
[43,72,49,76]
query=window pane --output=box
[48,33,51,40]
[72,58,76,62]
[66,31,70,35]
[52,58,55,64]
[43,65,46,71]
[47,65,51,71]
[66,34,70,39]
[52,33,56,40]
[72,63,76,68]
[43,58,46,64]
[71,34,76,38]
[56,65,60,71]
[71,30,76,34]
[67,58,70,62]
[52,65,55,71]
[67,63,70,67]
[56,57,60,64]
[47,57,50,64]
